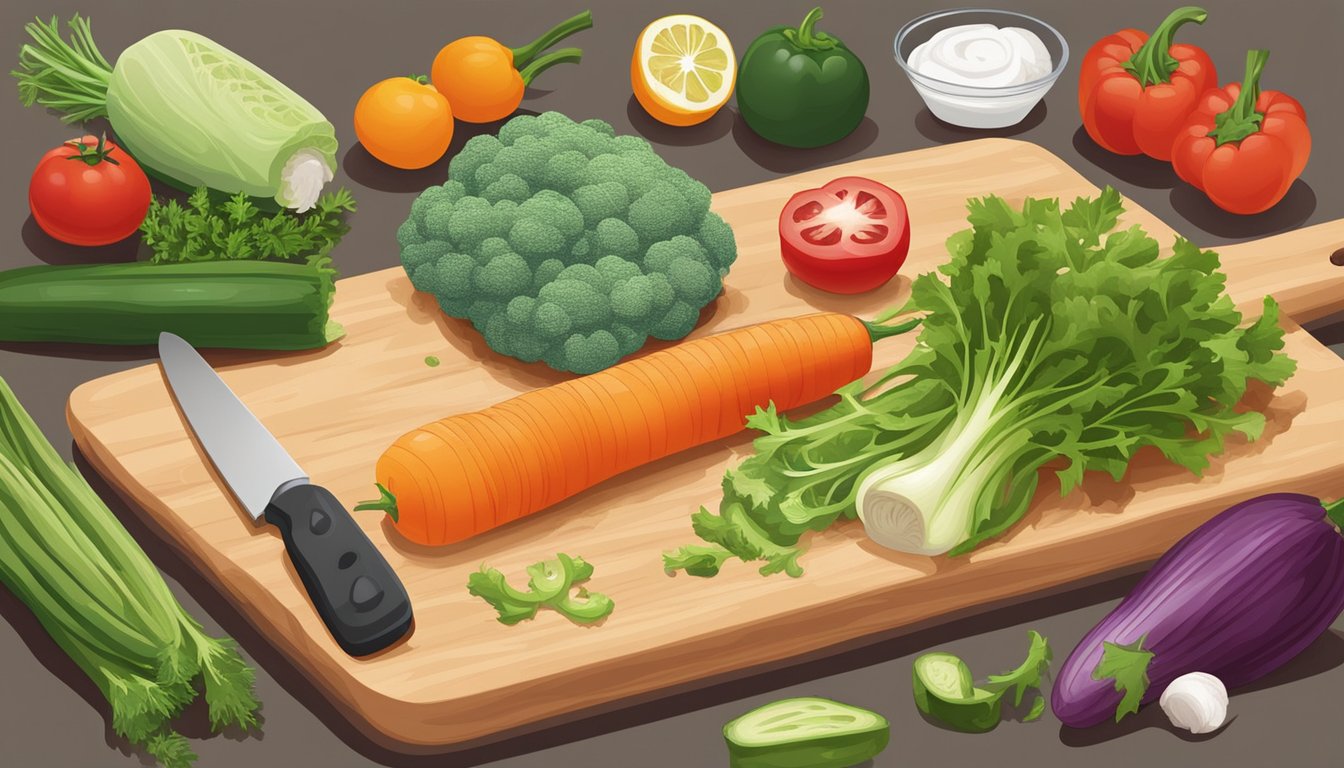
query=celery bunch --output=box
[0,377,260,767]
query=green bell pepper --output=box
[736,7,870,148]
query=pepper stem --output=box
[1324,497,1344,531]
[1206,49,1269,146]
[784,7,837,51]
[519,47,583,87]
[354,483,399,523]
[1122,6,1208,87]
[509,10,594,69]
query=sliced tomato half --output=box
[778,176,911,294]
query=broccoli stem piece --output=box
[509,10,594,69]
[519,48,584,87]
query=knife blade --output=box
[159,332,412,656]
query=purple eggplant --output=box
[1052,493,1344,728]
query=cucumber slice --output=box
[723,697,890,768]
[913,654,1002,733]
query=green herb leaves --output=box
[468,553,614,625]
[667,188,1294,576]
[140,187,355,266]
[1094,636,1156,721]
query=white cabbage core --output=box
[278,149,333,212]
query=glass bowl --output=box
[894,8,1068,129]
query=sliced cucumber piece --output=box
[913,653,1003,733]
[723,697,890,768]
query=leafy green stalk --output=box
[11,14,113,122]
[667,188,1294,576]
[0,375,260,766]
[468,553,614,625]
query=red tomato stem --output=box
[1123,6,1208,87]
[1207,50,1270,146]
[63,133,120,167]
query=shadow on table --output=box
[1071,127,1179,189]
[1058,629,1344,748]
[1170,180,1317,240]
[36,458,1169,768]
[913,102,1047,143]
[731,114,879,174]
[20,216,144,266]
[624,95,736,146]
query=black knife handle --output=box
[263,483,412,656]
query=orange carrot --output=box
[359,312,919,546]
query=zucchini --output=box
[0,261,342,350]
[723,697,889,768]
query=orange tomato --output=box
[431,37,523,125]
[431,11,592,124]
[353,77,454,170]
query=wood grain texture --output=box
[66,139,1344,750]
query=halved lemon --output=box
[631,14,736,127]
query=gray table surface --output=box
[2,1,1342,766]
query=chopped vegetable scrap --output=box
[398,111,737,374]
[1053,493,1344,728]
[360,312,918,547]
[14,15,339,211]
[424,355,441,367]
[913,631,1052,733]
[723,697,889,768]
[467,553,614,625]
[667,188,1294,577]
[0,376,260,768]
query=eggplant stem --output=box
[1324,497,1344,530]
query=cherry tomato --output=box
[778,176,910,294]
[29,134,151,246]
[354,76,454,170]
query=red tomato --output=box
[778,176,910,294]
[29,134,152,246]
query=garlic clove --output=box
[1159,671,1229,734]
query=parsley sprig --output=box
[139,187,356,267]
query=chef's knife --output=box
[158,332,412,656]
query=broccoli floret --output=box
[593,218,640,259]
[397,111,739,374]
[483,174,530,204]
[571,183,631,229]
[628,183,697,245]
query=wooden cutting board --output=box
[67,139,1344,751]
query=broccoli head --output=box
[399,111,738,374]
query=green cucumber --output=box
[0,260,341,350]
[723,696,889,768]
